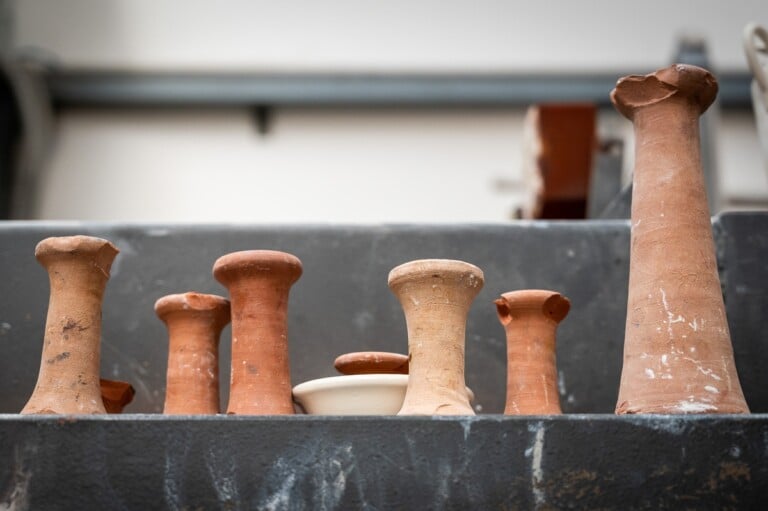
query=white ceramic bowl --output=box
[292,374,475,415]
[293,374,408,415]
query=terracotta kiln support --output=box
[612,64,749,414]
[388,259,483,415]
[213,250,302,415]
[495,290,570,414]
[21,235,119,414]
[155,292,230,414]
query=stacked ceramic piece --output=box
[292,352,410,415]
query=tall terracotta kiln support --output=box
[495,290,570,414]
[155,292,230,414]
[612,64,749,414]
[22,235,119,414]
[388,259,483,415]
[213,250,302,415]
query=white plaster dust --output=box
[557,371,566,396]
[205,446,240,508]
[528,422,546,508]
[258,442,356,510]
[0,446,33,511]
[675,400,717,413]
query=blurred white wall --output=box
[11,0,768,221]
[13,0,767,72]
[37,108,529,222]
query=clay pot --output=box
[495,290,570,414]
[334,351,409,375]
[155,292,230,414]
[21,235,119,414]
[100,378,135,413]
[612,64,749,414]
[388,259,483,415]
[213,250,302,415]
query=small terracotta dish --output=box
[334,351,409,375]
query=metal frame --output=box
[44,70,754,108]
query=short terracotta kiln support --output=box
[388,259,483,415]
[612,64,749,414]
[21,235,119,414]
[213,250,302,415]
[495,290,570,414]
[155,292,230,414]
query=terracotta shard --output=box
[495,290,570,415]
[388,259,483,415]
[612,64,749,414]
[22,235,119,415]
[213,250,302,415]
[334,352,409,375]
[155,292,230,414]
[100,378,135,413]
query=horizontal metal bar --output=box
[46,70,754,108]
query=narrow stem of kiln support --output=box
[213,250,302,415]
[612,64,749,414]
[388,259,483,415]
[22,235,119,414]
[495,290,570,415]
[155,292,230,414]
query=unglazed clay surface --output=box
[612,64,749,414]
[155,292,230,414]
[334,351,409,375]
[100,378,135,413]
[495,290,570,414]
[388,259,482,415]
[213,250,302,415]
[22,235,119,414]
